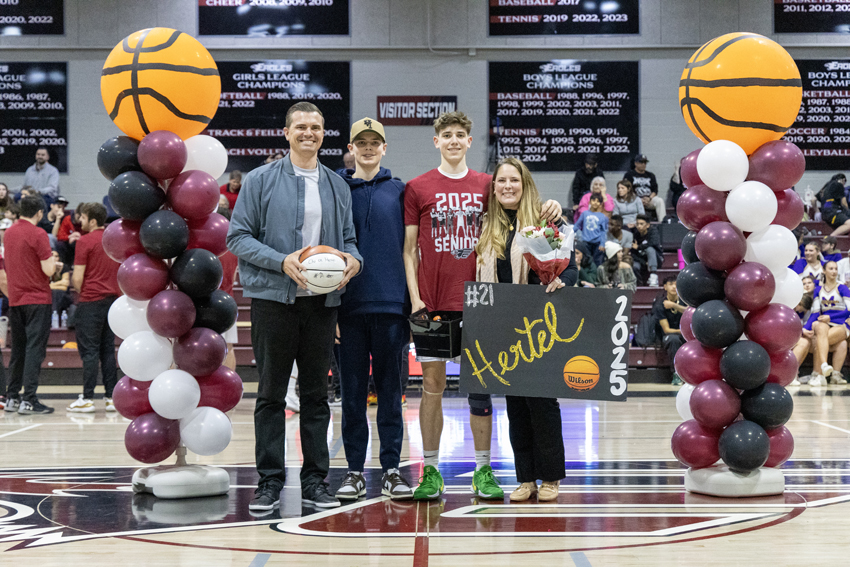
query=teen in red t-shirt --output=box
[220,170,242,211]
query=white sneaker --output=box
[809,374,827,387]
[789,376,801,386]
[105,397,116,412]
[648,273,659,287]
[798,374,812,385]
[285,392,300,412]
[335,471,366,500]
[821,363,834,378]
[830,372,847,385]
[67,395,95,413]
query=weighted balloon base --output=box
[132,465,230,499]
[685,465,784,498]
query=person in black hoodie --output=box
[631,214,664,286]
[570,154,604,215]
[334,117,413,502]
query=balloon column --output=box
[99,29,241,479]
[673,33,801,493]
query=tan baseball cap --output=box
[350,117,386,143]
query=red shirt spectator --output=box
[74,228,120,302]
[219,250,239,296]
[4,218,52,306]
[220,171,242,211]
[57,211,82,242]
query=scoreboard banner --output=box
[204,60,350,173]
[0,0,64,36]
[0,62,67,173]
[489,0,638,36]
[774,0,850,34]
[489,60,639,172]
[198,0,349,37]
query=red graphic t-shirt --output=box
[4,219,52,306]
[74,228,121,302]
[404,168,490,312]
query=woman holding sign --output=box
[475,157,577,502]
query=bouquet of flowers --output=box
[515,221,575,284]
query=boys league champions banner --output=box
[460,284,632,402]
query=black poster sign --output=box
[0,62,67,173]
[204,60,350,173]
[198,0,349,37]
[460,283,631,402]
[774,0,850,34]
[489,60,639,172]
[0,0,64,36]
[489,0,638,36]
[783,59,850,171]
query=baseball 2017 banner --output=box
[460,283,632,401]
[377,96,458,126]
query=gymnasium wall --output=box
[0,0,847,206]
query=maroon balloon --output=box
[676,184,729,231]
[694,221,747,272]
[680,148,702,188]
[764,425,794,467]
[745,304,803,352]
[681,307,696,342]
[173,327,227,377]
[102,219,144,263]
[766,348,798,387]
[690,379,742,431]
[724,262,776,312]
[186,213,230,257]
[167,170,220,220]
[137,130,187,181]
[113,376,153,419]
[747,140,806,191]
[674,341,723,385]
[117,253,170,301]
[146,289,197,338]
[197,365,243,413]
[671,420,721,469]
[772,189,805,231]
[124,412,180,464]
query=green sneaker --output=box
[413,465,445,500]
[471,465,504,499]
[671,373,684,386]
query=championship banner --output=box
[460,283,631,401]
[774,0,850,34]
[489,0,638,36]
[0,0,64,36]
[377,96,457,126]
[198,0,349,37]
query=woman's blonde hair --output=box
[476,157,543,262]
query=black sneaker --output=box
[302,482,341,508]
[248,485,280,511]
[18,400,54,414]
[335,471,366,500]
[382,469,413,501]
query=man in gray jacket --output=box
[227,101,362,512]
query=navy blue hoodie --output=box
[339,167,409,317]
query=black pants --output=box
[252,296,336,492]
[506,395,566,483]
[7,304,51,402]
[75,296,118,399]
[663,333,686,363]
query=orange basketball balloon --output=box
[679,32,802,155]
[563,355,600,391]
[101,28,221,141]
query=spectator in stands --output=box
[819,173,850,236]
[822,235,842,263]
[4,202,19,222]
[798,260,850,386]
[570,154,604,215]
[0,218,10,253]
[55,204,82,266]
[612,179,644,230]
[597,242,636,291]
[20,148,59,204]
[652,276,687,385]
[576,194,608,266]
[66,203,120,413]
[217,199,239,371]
[669,158,687,209]
[49,249,73,322]
[220,170,242,211]
[574,242,598,288]
[574,176,614,220]
[37,197,68,248]
[3,194,56,415]
[606,214,633,251]
[837,251,850,287]
[802,274,816,296]
[792,242,824,279]
[342,152,355,171]
[625,154,665,222]
[631,214,663,286]
[0,183,11,216]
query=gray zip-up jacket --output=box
[226,155,363,306]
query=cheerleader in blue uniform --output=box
[804,260,850,386]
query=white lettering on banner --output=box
[609,295,629,396]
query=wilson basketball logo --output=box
[563,355,600,391]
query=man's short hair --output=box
[799,294,814,311]
[19,194,45,218]
[610,214,623,224]
[229,170,242,181]
[433,111,472,135]
[663,276,677,285]
[285,102,323,127]
[80,202,107,227]
[636,214,650,224]
[590,193,603,203]
[36,147,50,156]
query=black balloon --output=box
[97,136,141,181]
[140,210,189,259]
[718,420,770,473]
[692,300,744,349]
[193,290,238,335]
[681,231,699,264]
[676,262,725,308]
[108,171,165,221]
[170,248,223,298]
[740,383,794,430]
[720,340,771,390]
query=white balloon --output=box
[182,135,228,179]
[772,267,805,309]
[108,296,151,340]
[676,383,695,421]
[745,225,798,273]
[179,406,233,456]
[725,181,778,233]
[117,331,174,381]
[149,369,201,420]
[696,140,749,192]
